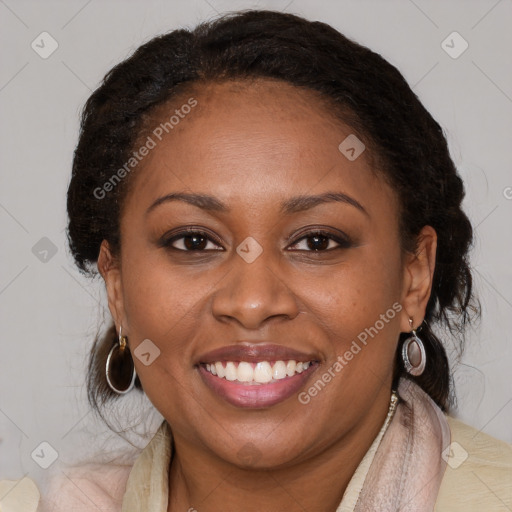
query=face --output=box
[99,79,436,468]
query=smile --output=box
[198,359,318,408]
[196,343,320,408]
[203,360,312,384]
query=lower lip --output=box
[198,364,318,408]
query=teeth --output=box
[225,362,237,381]
[286,360,296,376]
[237,362,253,382]
[254,362,273,383]
[215,362,225,378]
[272,361,287,380]
[203,359,313,383]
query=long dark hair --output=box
[66,9,478,416]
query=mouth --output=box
[203,360,313,382]
[196,343,320,408]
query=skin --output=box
[98,79,437,512]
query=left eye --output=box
[288,231,351,251]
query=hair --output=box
[66,9,478,417]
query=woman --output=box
[30,8,511,512]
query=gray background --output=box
[1,0,511,487]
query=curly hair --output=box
[66,9,478,416]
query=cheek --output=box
[310,243,404,367]
[121,237,212,334]
[118,248,208,396]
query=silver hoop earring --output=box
[401,318,426,376]
[105,326,137,394]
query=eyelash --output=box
[159,227,353,253]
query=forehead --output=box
[123,79,395,218]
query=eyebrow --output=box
[145,191,368,217]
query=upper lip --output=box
[196,342,320,365]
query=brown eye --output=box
[160,229,224,252]
[288,230,352,252]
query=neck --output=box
[167,389,394,512]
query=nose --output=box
[211,248,300,330]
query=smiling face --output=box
[98,79,436,469]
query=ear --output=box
[399,225,437,332]
[97,240,127,333]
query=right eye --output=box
[160,229,224,252]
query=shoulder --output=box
[435,416,512,511]
[36,462,133,512]
[0,476,40,512]
[36,420,169,512]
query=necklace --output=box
[385,390,399,427]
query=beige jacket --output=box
[2,405,511,511]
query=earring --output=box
[105,326,137,394]
[401,318,426,376]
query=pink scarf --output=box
[351,378,450,511]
